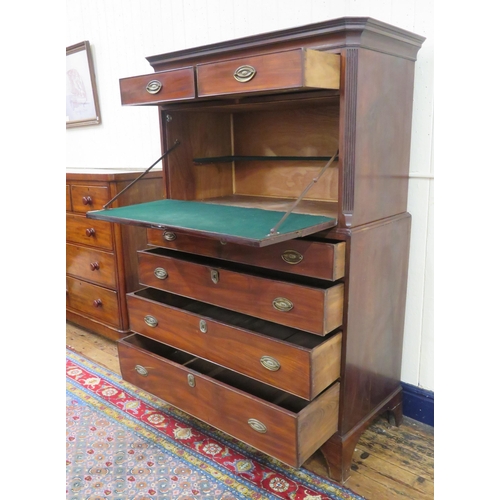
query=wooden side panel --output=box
[339,214,411,434]
[165,112,233,200]
[310,332,342,397]
[345,49,416,226]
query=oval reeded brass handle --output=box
[146,79,162,94]
[135,365,148,376]
[272,297,293,312]
[86,228,96,237]
[281,250,303,265]
[248,418,267,433]
[90,262,100,271]
[163,231,176,241]
[144,315,158,328]
[93,299,102,308]
[260,356,281,371]
[154,267,168,279]
[82,196,92,206]
[234,65,257,83]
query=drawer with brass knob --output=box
[126,287,342,400]
[118,333,340,468]
[137,247,344,335]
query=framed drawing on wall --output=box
[66,41,101,128]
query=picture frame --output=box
[66,41,101,128]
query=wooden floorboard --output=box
[66,321,434,500]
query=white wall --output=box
[66,0,434,391]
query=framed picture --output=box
[66,41,101,128]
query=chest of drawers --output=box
[66,170,163,340]
[86,18,424,482]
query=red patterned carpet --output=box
[66,348,364,499]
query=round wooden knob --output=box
[82,196,92,205]
[93,299,102,307]
[86,228,96,237]
[90,262,100,271]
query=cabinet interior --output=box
[165,93,340,219]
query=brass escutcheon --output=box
[199,320,208,333]
[272,297,293,312]
[146,79,162,94]
[210,269,219,284]
[248,418,267,433]
[187,373,196,387]
[163,231,176,241]
[281,250,303,265]
[260,355,281,371]
[144,315,158,328]
[154,267,168,279]
[233,65,257,83]
[135,365,148,376]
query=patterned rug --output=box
[66,348,365,500]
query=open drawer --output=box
[118,333,340,467]
[127,287,342,399]
[196,48,340,98]
[137,247,344,335]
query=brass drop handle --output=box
[154,267,168,279]
[234,65,257,83]
[144,315,158,328]
[260,356,281,371]
[86,228,96,237]
[248,418,267,433]
[90,262,100,271]
[272,297,293,312]
[93,299,102,308]
[135,365,148,376]
[146,79,162,94]
[82,196,93,206]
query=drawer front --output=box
[66,243,117,288]
[197,48,340,98]
[66,213,114,250]
[148,229,345,281]
[118,334,340,467]
[120,67,195,105]
[66,276,120,327]
[71,184,110,213]
[127,289,342,399]
[137,249,343,335]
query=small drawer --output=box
[71,184,110,213]
[147,229,345,281]
[118,333,340,467]
[66,243,117,289]
[120,67,196,105]
[137,248,344,335]
[66,276,120,327]
[197,48,340,98]
[66,213,114,250]
[127,288,342,400]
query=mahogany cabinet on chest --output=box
[88,18,424,482]
[66,170,163,340]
